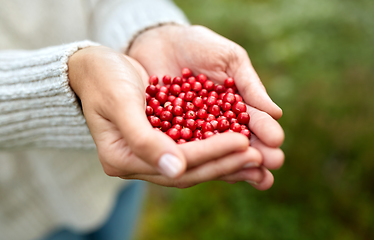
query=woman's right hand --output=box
[67,46,266,188]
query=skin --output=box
[68,25,284,190]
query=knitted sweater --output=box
[0,0,189,239]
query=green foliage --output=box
[136,0,374,239]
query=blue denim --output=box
[39,180,146,240]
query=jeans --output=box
[40,180,146,240]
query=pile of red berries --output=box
[146,68,251,144]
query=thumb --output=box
[112,89,186,179]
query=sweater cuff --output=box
[90,0,190,52]
[0,41,99,149]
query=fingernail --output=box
[243,162,260,168]
[246,180,259,186]
[158,153,183,178]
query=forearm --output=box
[0,41,98,149]
[89,0,189,52]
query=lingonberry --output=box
[166,128,180,141]
[230,118,238,124]
[203,80,215,91]
[191,138,200,141]
[154,106,163,117]
[160,121,171,132]
[206,96,217,106]
[146,85,158,97]
[177,139,187,144]
[217,116,227,122]
[149,116,161,127]
[224,77,235,88]
[224,110,236,120]
[205,114,216,122]
[232,101,247,115]
[216,99,223,107]
[202,104,208,111]
[146,106,153,116]
[160,110,173,122]
[184,119,197,131]
[209,105,220,117]
[202,131,214,139]
[180,128,193,140]
[165,104,173,112]
[217,119,230,132]
[181,68,192,78]
[184,91,195,102]
[170,84,182,96]
[198,89,208,98]
[221,102,231,112]
[210,120,218,130]
[201,122,214,132]
[240,129,251,138]
[162,75,172,85]
[173,124,182,131]
[184,102,195,112]
[208,91,218,99]
[172,97,184,107]
[218,93,225,100]
[215,84,226,94]
[181,82,191,92]
[230,122,241,132]
[193,129,203,139]
[191,82,202,92]
[225,88,235,94]
[185,110,196,120]
[237,112,250,125]
[235,94,243,102]
[196,74,207,84]
[145,93,151,103]
[172,116,185,125]
[178,92,185,100]
[172,76,183,85]
[196,119,205,129]
[148,98,160,110]
[156,91,168,105]
[159,86,169,94]
[149,75,159,85]
[187,76,196,85]
[168,95,176,102]
[193,97,204,108]
[223,93,236,104]
[172,105,184,116]
[196,109,208,119]
[155,84,161,92]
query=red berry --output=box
[184,119,197,131]
[230,118,238,124]
[165,104,173,112]
[180,128,193,140]
[210,120,218,130]
[217,116,227,122]
[166,128,180,141]
[232,101,247,115]
[173,124,182,131]
[215,84,226,94]
[160,121,172,132]
[208,105,220,117]
[156,91,168,105]
[168,95,176,102]
[159,86,169,94]
[170,84,182,96]
[172,116,185,125]
[191,137,200,141]
[225,88,235,94]
[224,129,234,133]
[241,124,248,130]
[154,106,163,116]
[218,93,225,100]
[203,131,214,139]
[173,77,183,85]
[217,99,224,107]
[237,112,250,125]
[162,75,172,85]
[201,122,214,132]
[217,119,230,132]
[208,91,218,99]
[149,116,161,127]
[172,97,184,107]
[223,93,236,104]
[145,93,151,103]
[191,82,202,92]
[177,139,187,144]
[240,129,251,138]
[193,129,203,139]
[187,76,196,85]
[224,77,235,88]
[148,98,160,109]
[222,102,232,112]
[146,106,153,116]
[184,91,195,102]
[149,75,159,85]
[224,110,236,120]
[146,85,158,97]
[184,102,195,112]
[235,94,243,102]
[193,97,204,108]
[198,89,208,98]
[181,68,192,78]
[230,122,241,132]
[185,110,196,120]
[196,119,205,129]
[206,96,217,106]
[203,80,215,91]
[181,82,191,92]
[160,110,173,122]
[205,114,216,122]
[196,74,207,84]
[172,105,183,116]
[196,109,208,119]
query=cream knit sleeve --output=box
[89,0,190,52]
[0,41,98,149]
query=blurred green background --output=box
[136,0,374,239]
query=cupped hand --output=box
[67,46,265,188]
[128,25,285,189]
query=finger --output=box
[250,134,285,170]
[219,167,264,183]
[249,167,274,191]
[178,132,259,168]
[124,147,262,188]
[228,54,283,120]
[247,105,285,148]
